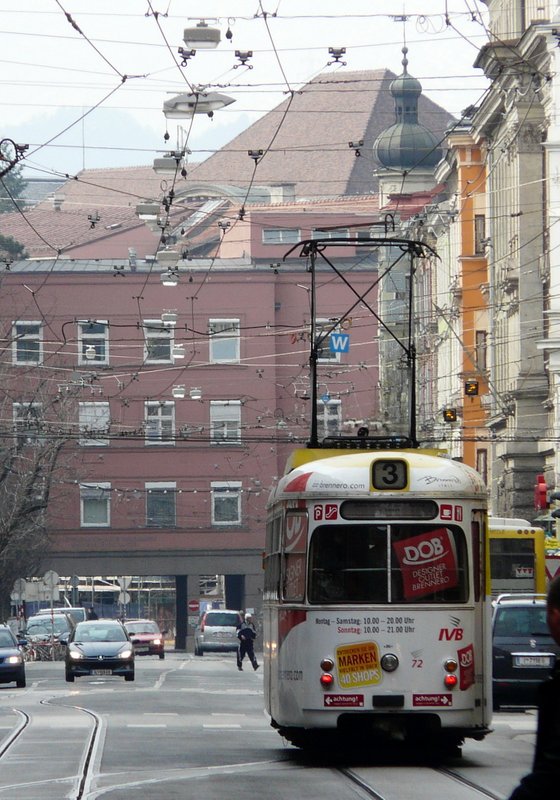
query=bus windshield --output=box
[308,524,468,604]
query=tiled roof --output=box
[184,70,454,201]
[0,70,452,258]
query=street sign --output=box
[43,569,60,588]
[329,332,350,353]
[118,576,132,589]
[188,599,200,613]
[12,578,26,601]
[118,591,131,605]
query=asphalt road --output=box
[0,651,537,800]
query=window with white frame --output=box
[310,228,349,240]
[145,401,175,445]
[315,318,341,362]
[211,481,242,524]
[144,320,173,363]
[146,482,176,527]
[13,402,43,447]
[78,321,109,365]
[12,321,43,365]
[210,401,241,444]
[262,228,300,244]
[209,319,240,363]
[316,398,342,440]
[80,483,111,527]
[79,402,110,446]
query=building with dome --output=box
[373,47,443,206]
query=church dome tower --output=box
[373,47,442,204]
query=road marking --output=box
[126,724,167,728]
[203,724,242,729]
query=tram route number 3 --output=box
[372,460,407,490]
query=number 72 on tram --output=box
[263,448,492,753]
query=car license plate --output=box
[513,655,553,668]
[136,646,149,653]
[91,669,112,675]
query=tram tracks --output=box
[339,764,505,800]
[0,699,103,800]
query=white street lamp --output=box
[161,310,178,325]
[172,343,185,359]
[161,270,179,287]
[163,90,235,120]
[172,385,186,399]
[189,387,202,401]
[135,202,160,220]
[183,20,221,49]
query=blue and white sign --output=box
[329,332,350,353]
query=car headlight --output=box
[153,638,162,645]
[6,655,22,664]
[69,649,84,660]
[119,648,133,659]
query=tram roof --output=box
[269,448,488,503]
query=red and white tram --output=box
[263,447,492,753]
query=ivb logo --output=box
[438,628,464,641]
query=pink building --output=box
[1,200,380,645]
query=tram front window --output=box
[308,524,468,604]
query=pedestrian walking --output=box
[507,574,560,799]
[237,612,259,671]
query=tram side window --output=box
[390,525,468,603]
[308,525,388,603]
[264,515,282,600]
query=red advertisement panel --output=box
[392,528,458,600]
[458,643,475,690]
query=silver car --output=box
[194,609,242,655]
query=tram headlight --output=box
[320,657,334,672]
[444,658,458,672]
[380,653,399,672]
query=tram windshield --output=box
[308,524,468,604]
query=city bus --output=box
[488,518,546,595]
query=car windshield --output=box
[126,622,159,634]
[0,630,15,647]
[74,624,127,642]
[27,617,69,635]
[205,613,239,627]
[494,606,550,637]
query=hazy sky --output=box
[1,1,490,176]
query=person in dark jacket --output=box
[237,612,259,671]
[508,574,560,799]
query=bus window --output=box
[390,526,469,603]
[309,525,388,603]
[281,512,308,602]
[308,524,469,604]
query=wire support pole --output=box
[308,246,319,449]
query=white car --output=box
[194,609,242,656]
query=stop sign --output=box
[188,599,200,613]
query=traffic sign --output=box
[118,576,132,589]
[188,599,200,613]
[43,569,60,589]
[118,591,131,605]
[329,332,350,353]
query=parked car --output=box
[124,619,165,659]
[31,607,87,624]
[492,593,560,709]
[63,619,134,682]
[0,625,26,688]
[24,613,74,642]
[194,609,242,656]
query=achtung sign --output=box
[336,641,382,688]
